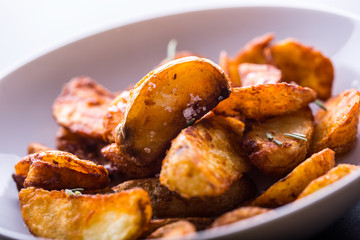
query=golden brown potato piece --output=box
[27,142,52,154]
[211,206,270,228]
[219,33,274,87]
[213,83,317,119]
[15,151,109,190]
[250,148,335,208]
[145,218,213,235]
[113,177,256,218]
[116,57,231,167]
[19,187,151,240]
[312,89,360,156]
[103,90,130,143]
[243,107,314,177]
[101,143,160,179]
[271,38,334,100]
[298,164,360,199]
[53,76,115,140]
[146,220,196,239]
[160,113,251,198]
[238,63,281,87]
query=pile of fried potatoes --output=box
[12,33,360,240]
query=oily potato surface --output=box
[243,107,314,177]
[160,113,251,198]
[250,148,335,208]
[19,187,151,240]
[15,151,109,190]
[312,89,360,156]
[116,56,231,167]
[238,63,281,87]
[271,38,334,100]
[213,83,317,119]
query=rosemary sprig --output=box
[314,99,327,111]
[284,133,307,141]
[167,39,178,61]
[291,133,307,138]
[186,118,196,128]
[266,132,282,146]
[65,188,84,196]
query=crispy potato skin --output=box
[312,89,360,156]
[298,164,360,199]
[213,83,317,119]
[243,107,314,177]
[19,187,152,240]
[103,90,130,143]
[101,143,160,179]
[250,148,335,208]
[160,113,251,198]
[271,39,334,100]
[53,76,115,140]
[146,220,196,239]
[219,33,274,87]
[238,63,281,87]
[15,151,109,190]
[211,206,270,228]
[116,57,231,166]
[113,177,256,218]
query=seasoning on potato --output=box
[237,63,282,87]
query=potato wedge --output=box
[160,113,251,198]
[113,177,256,218]
[101,143,160,179]
[116,57,231,166]
[146,220,196,239]
[211,206,270,228]
[219,33,274,87]
[298,164,360,199]
[53,76,115,140]
[19,187,151,240]
[213,83,317,119]
[15,151,109,190]
[238,63,281,87]
[271,38,334,100]
[312,89,360,156]
[250,148,335,208]
[103,90,130,143]
[243,107,314,177]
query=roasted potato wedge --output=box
[19,187,151,240]
[113,177,256,218]
[211,206,270,228]
[219,33,274,87]
[160,113,251,198]
[53,76,115,140]
[101,143,160,179]
[146,220,196,239]
[213,83,317,119]
[238,63,281,87]
[298,164,360,199]
[250,148,335,208]
[243,107,314,177]
[15,151,109,190]
[103,90,130,143]
[312,89,360,156]
[27,142,52,154]
[271,38,334,100]
[116,57,231,166]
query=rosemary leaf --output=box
[65,188,84,196]
[284,133,307,141]
[291,133,307,138]
[266,132,282,146]
[186,118,196,128]
[314,99,327,111]
[167,39,178,61]
[273,139,283,146]
[266,132,274,140]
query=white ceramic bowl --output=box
[1,5,360,240]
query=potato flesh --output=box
[238,63,281,87]
[113,177,256,218]
[19,187,152,240]
[160,113,251,198]
[250,148,335,208]
[298,164,360,199]
[271,39,334,100]
[15,151,109,190]
[243,107,314,177]
[213,83,317,119]
[312,89,360,156]
[52,76,115,140]
[116,57,231,166]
